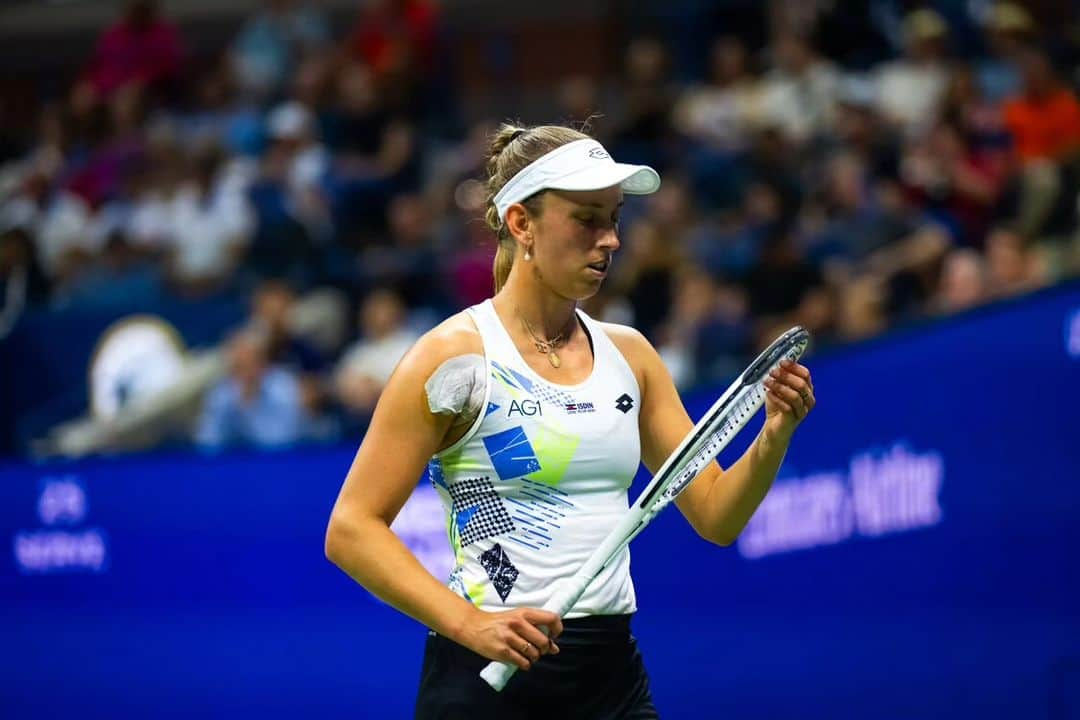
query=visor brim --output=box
[546,163,661,195]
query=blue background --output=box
[2,282,1079,719]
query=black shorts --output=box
[414,613,659,720]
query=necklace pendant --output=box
[548,351,561,368]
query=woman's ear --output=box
[504,203,532,243]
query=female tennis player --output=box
[325,123,816,718]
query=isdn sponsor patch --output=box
[564,401,596,415]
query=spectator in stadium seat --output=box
[758,31,841,144]
[608,218,680,343]
[874,9,951,137]
[195,330,309,450]
[230,0,331,102]
[357,194,449,313]
[165,143,254,296]
[251,277,327,373]
[835,274,888,342]
[334,287,418,422]
[742,221,830,345]
[808,151,907,264]
[932,247,989,314]
[261,100,332,241]
[1001,46,1080,236]
[77,0,183,105]
[0,226,49,336]
[984,225,1049,298]
[55,230,162,309]
[323,63,419,243]
[673,35,761,208]
[609,37,678,171]
[655,266,740,389]
[346,0,439,79]
[976,2,1035,103]
[898,119,1007,247]
[1002,47,1080,165]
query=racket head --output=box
[642,326,811,511]
[742,326,810,384]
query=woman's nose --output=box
[598,226,620,252]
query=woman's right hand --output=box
[456,607,564,671]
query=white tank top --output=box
[427,299,642,617]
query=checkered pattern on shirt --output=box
[448,475,515,547]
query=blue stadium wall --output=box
[2,281,1079,719]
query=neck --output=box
[494,267,578,341]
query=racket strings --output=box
[656,346,802,507]
[657,385,762,505]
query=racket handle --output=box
[479,578,591,690]
[480,660,516,690]
[479,576,590,691]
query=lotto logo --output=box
[615,393,634,414]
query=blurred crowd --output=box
[1,0,1078,452]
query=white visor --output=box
[493,138,661,222]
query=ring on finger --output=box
[521,642,531,655]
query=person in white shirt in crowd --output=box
[758,31,841,144]
[263,99,332,241]
[673,35,763,155]
[166,143,255,296]
[874,9,951,137]
[334,287,419,419]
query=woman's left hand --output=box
[762,359,815,441]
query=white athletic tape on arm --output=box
[424,354,486,427]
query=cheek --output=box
[539,224,587,258]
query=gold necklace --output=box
[518,311,574,368]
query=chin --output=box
[573,281,604,302]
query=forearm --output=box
[325,513,477,641]
[698,426,792,544]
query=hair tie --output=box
[509,129,527,142]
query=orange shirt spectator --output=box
[1002,48,1080,163]
[347,0,438,77]
[1003,88,1080,162]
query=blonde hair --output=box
[484,123,592,292]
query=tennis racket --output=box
[479,325,811,691]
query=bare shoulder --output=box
[591,320,660,368]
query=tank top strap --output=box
[465,299,516,358]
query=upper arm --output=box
[328,317,480,530]
[604,324,719,537]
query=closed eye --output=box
[577,215,619,231]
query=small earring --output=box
[524,248,532,261]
